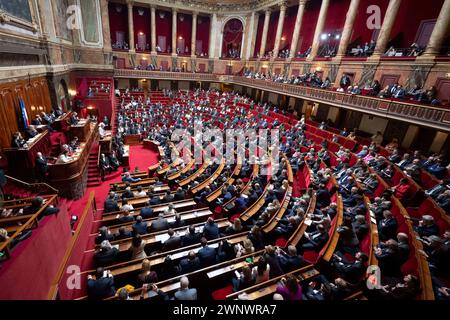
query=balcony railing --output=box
[113,69,450,131]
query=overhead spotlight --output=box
[335,34,340,40]
[320,34,328,40]
[281,36,286,41]
[178,36,183,40]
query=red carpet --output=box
[68,145,160,228]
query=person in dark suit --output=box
[182,225,202,246]
[378,210,398,241]
[264,245,284,278]
[374,239,402,277]
[114,226,132,240]
[316,184,331,209]
[87,267,115,300]
[278,245,307,273]
[163,191,174,203]
[25,125,39,139]
[35,152,48,181]
[352,215,369,241]
[94,240,119,267]
[332,251,368,284]
[417,215,440,238]
[162,228,182,252]
[203,217,220,240]
[103,192,119,213]
[174,187,186,201]
[69,112,80,125]
[300,224,329,253]
[95,226,115,245]
[132,215,148,235]
[197,237,217,267]
[121,187,134,199]
[22,196,59,216]
[178,250,201,273]
[117,210,134,224]
[150,213,169,232]
[11,132,26,148]
[149,191,162,205]
[32,115,43,125]
[170,213,185,229]
[140,202,155,219]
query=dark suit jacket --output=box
[182,232,202,246]
[140,207,155,219]
[94,248,119,267]
[87,277,115,300]
[179,257,201,273]
[203,223,220,240]
[163,194,175,203]
[151,217,169,231]
[132,222,148,235]
[197,245,217,267]
[174,191,186,201]
[162,236,182,252]
[279,254,306,273]
[104,199,119,213]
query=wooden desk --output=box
[53,112,71,132]
[122,145,130,166]
[143,139,160,152]
[69,119,91,142]
[3,130,50,182]
[124,134,141,145]
[99,136,112,154]
[47,123,97,199]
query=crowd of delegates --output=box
[0,196,60,258]
[348,40,376,57]
[10,107,65,149]
[243,68,445,106]
[86,88,450,300]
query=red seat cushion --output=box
[212,285,233,300]
[230,214,240,222]
[303,250,319,264]
[275,237,288,248]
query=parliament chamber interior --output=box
[0,0,450,305]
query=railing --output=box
[113,69,450,131]
[0,194,59,259]
[4,174,59,196]
[47,191,96,300]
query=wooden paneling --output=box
[0,77,52,150]
[380,74,400,88]
[435,77,450,102]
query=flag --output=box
[19,97,29,129]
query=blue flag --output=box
[19,97,29,129]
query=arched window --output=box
[222,19,243,59]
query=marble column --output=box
[100,0,112,51]
[246,11,258,59]
[372,0,402,58]
[209,13,217,59]
[259,9,271,57]
[289,0,308,58]
[150,5,156,54]
[191,12,198,57]
[273,2,287,58]
[309,0,330,60]
[335,0,360,58]
[126,0,135,52]
[172,8,177,55]
[422,0,450,57]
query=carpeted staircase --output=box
[87,144,102,187]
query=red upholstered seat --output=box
[303,250,319,264]
[401,258,418,276]
[212,285,233,300]
[230,214,240,222]
[275,237,288,248]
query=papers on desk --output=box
[304,219,313,226]
[155,233,170,243]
